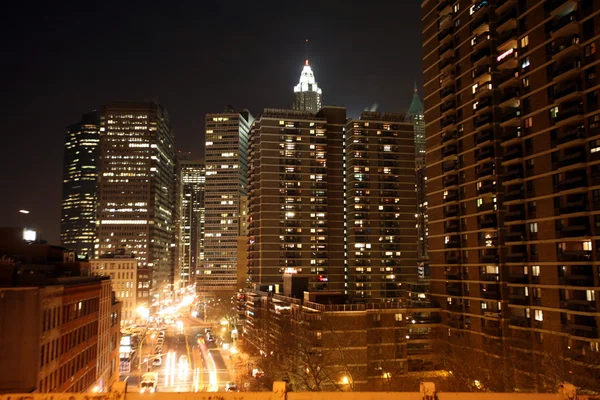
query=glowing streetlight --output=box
[341,376,350,385]
[137,306,150,320]
[19,209,30,214]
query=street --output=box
[121,315,234,392]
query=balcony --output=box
[558,223,590,238]
[558,197,587,214]
[553,58,581,82]
[481,251,499,264]
[496,10,517,33]
[505,165,523,182]
[566,323,598,338]
[441,115,457,129]
[472,64,492,81]
[481,284,500,299]
[499,86,520,106]
[445,253,461,264]
[442,160,458,173]
[551,11,578,39]
[445,220,460,232]
[477,164,495,178]
[475,130,494,145]
[552,35,581,60]
[473,32,491,51]
[499,69,519,88]
[473,81,492,99]
[445,205,459,217]
[440,100,456,113]
[560,272,594,286]
[443,174,459,188]
[500,108,521,127]
[439,14,453,30]
[446,285,463,296]
[507,273,528,284]
[557,174,586,192]
[496,0,516,14]
[478,181,496,195]
[505,206,525,222]
[554,149,586,168]
[556,126,585,145]
[442,144,458,157]
[438,0,452,15]
[471,16,490,36]
[504,187,523,202]
[439,57,455,73]
[506,229,526,242]
[558,250,592,262]
[502,127,521,142]
[476,146,494,161]
[503,145,522,162]
[554,81,582,103]
[472,47,492,65]
[445,237,463,249]
[554,105,584,126]
[548,0,577,16]
[509,293,529,305]
[497,48,518,70]
[475,113,493,129]
[438,27,454,44]
[440,85,455,100]
[440,72,455,86]
[478,214,497,229]
[444,190,459,203]
[510,315,531,328]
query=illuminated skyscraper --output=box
[200,107,253,295]
[177,158,205,289]
[407,84,429,268]
[60,111,100,258]
[96,102,175,295]
[293,60,323,113]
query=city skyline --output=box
[0,0,422,243]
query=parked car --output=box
[152,356,162,367]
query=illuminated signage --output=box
[497,48,515,62]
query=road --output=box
[121,315,233,392]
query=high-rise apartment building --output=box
[96,102,175,296]
[423,0,600,391]
[61,111,100,258]
[177,158,205,289]
[200,108,253,295]
[408,86,429,269]
[293,61,323,113]
[247,107,345,292]
[344,112,418,302]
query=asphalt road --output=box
[121,316,233,392]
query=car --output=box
[157,337,164,344]
[152,356,162,367]
[158,331,165,338]
[225,382,237,391]
[154,345,162,354]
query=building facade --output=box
[242,290,441,391]
[422,0,600,391]
[96,102,176,297]
[408,86,429,269]
[247,107,345,293]
[177,158,205,289]
[61,111,100,258]
[90,253,139,324]
[293,61,323,113]
[199,108,253,296]
[344,112,418,302]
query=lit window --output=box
[585,43,596,57]
[583,240,592,251]
[531,265,540,276]
[534,309,543,322]
[590,140,600,153]
[550,106,559,119]
[521,57,530,69]
[453,3,459,12]
[525,117,533,128]
[522,77,530,87]
[520,35,529,48]
[529,223,538,233]
[587,290,596,301]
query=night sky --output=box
[0,0,422,244]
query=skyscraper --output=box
[199,107,253,296]
[60,111,100,258]
[247,107,345,292]
[177,158,205,289]
[96,102,175,296]
[344,111,418,301]
[422,0,600,391]
[407,85,429,269]
[293,60,323,113]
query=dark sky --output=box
[0,0,422,244]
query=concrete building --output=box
[242,290,441,391]
[0,228,121,393]
[422,0,600,391]
[60,111,100,259]
[247,107,346,293]
[96,102,175,297]
[344,112,418,302]
[200,108,253,296]
[89,252,139,324]
[293,60,323,113]
[177,158,205,289]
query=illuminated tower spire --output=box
[293,40,323,113]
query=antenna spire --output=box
[305,39,309,66]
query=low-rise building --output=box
[89,252,140,324]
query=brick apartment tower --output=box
[422,0,600,390]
